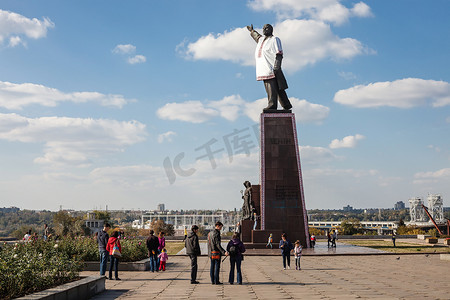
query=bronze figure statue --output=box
[241,181,253,220]
[247,24,292,112]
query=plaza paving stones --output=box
[82,254,449,299]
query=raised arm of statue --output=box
[247,24,261,43]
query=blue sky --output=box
[0,0,449,211]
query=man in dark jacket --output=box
[97,223,111,276]
[185,225,201,284]
[146,230,159,272]
[226,233,246,285]
[207,221,228,284]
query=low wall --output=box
[315,235,417,240]
[17,276,105,300]
[83,258,149,271]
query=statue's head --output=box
[243,181,251,188]
[263,24,273,36]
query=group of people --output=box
[327,230,338,248]
[98,224,169,280]
[97,221,306,285]
[146,230,168,272]
[186,221,246,285]
[22,224,51,242]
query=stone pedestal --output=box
[260,113,310,247]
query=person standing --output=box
[43,224,49,241]
[158,249,168,271]
[106,230,121,280]
[279,233,293,270]
[234,222,241,240]
[97,223,111,276]
[208,221,228,284]
[310,234,316,248]
[157,231,166,269]
[294,240,303,270]
[146,230,159,272]
[226,233,246,285]
[327,231,332,248]
[392,232,396,247]
[185,225,201,284]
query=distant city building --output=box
[343,205,353,212]
[427,194,444,223]
[84,212,104,235]
[157,203,165,212]
[394,201,405,210]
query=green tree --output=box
[151,219,175,236]
[340,218,362,235]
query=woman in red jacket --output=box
[106,230,122,280]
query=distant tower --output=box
[409,197,426,222]
[427,194,444,223]
[157,203,165,212]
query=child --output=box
[294,240,302,270]
[266,233,273,249]
[158,248,168,271]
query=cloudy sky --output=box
[0,0,449,211]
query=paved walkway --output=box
[83,254,449,299]
[177,241,387,256]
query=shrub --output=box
[0,240,82,299]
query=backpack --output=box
[229,245,238,256]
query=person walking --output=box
[158,249,168,271]
[208,221,228,284]
[106,230,121,280]
[157,231,166,269]
[294,240,303,270]
[146,230,159,272]
[266,233,273,249]
[331,230,337,248]
[327,231,332,248]
[97,223,111,276]
[183,226,188,241]
[226,233,246,285]
[185,225,201,284]
[279,233,293,270]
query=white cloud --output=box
[306,168,378,178]
[112,44,136,54]
[0,113,147,167]
[329,134,365,149]
[0,9,54,47]
[244,97,330,123]
[158,131,177,143]
[182,19,373,73]
[338,71,357,80]
[0,81,130,110]
[300,146,337,165]
[127,55,147,64]
[334,78,450,108]
[414,168,450,181]
[157,95,329,124]
[247,0,372,25]
[90,165,166,188]
[112,44,146,64]
[156,100,219,123]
